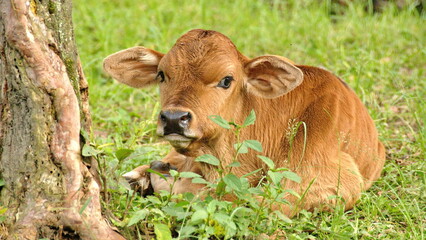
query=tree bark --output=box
[0,0,124,239]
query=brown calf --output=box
[103,29,385,216]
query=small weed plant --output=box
[85,110,306,239]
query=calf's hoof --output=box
[122,161,178,196]
[150,160,177,176]
[122,165,153,197]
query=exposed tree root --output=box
[0,0,125,239]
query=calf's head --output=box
[104,29,303,153]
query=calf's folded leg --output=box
[123,150,204,195]
[269,152,364,216]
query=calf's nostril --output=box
[180,112,191,122]
[160,112,167,123]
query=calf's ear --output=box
[244,55,303,99]
[103,47,164,88]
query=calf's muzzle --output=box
[159,110,192,136]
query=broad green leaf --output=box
[248,187,264,195]
[243,109,256,127]
[162,206,190,220]
[273,210,293,223]
[178,226,196,238]
[184,192,195,201]
[282,171,301,183]
[195,154,220,166]
[175,200,190,208]
[213,212,230,224]
[268,170,283,185]
[179,172,202,178]
[160,206,180,217]
[82,144,100,157]
[223,174,242,191]
[258,155,275,169]
[234,143,248,154]
[169,169,179,177]
[0,179,4,187]
[127,209,149,226]
[169,169,180,177]
[80,129,89,142]
[192,177,210,185]
[284,189,301,198]
[227,161,241,168]
[225,220,238,237]
[208,115,231,129]
[207,200,218,213]
[190,209,208,224]
[115,149,134,161]
[154,223,172,240]
[243,140,263,152]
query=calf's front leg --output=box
[122,150,204,196]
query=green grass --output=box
[73,0,425,239]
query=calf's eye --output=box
[156,71,165,82]
[217,76,233,89]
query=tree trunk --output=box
[0,0,125,239]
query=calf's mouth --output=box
[162,133,195,149]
